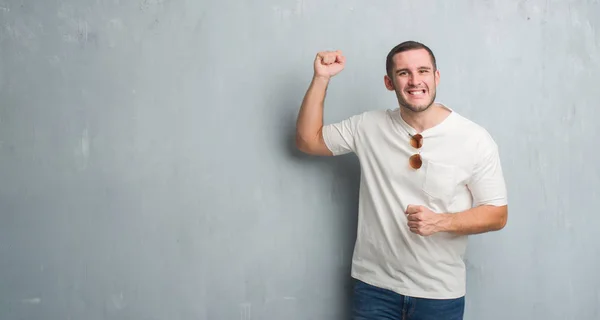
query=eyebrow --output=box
[396,66,432,74]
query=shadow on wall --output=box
[274,74,362,319]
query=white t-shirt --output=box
[322,105,507,299]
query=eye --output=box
[419,69,429,74]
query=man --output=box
[295,41,508,319]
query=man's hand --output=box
[314,50,346,80]
[405,205,446,236]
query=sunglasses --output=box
[409,133,423,169]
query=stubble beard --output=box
[395,89,436,113]
[396,92,436,113]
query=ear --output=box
[384,75,395,91]
[434,69,440,86]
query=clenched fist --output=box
[314,50,346,80]
[406,205,444,236]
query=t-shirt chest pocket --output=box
[422,160,458,203]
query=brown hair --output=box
[386,41,437,77]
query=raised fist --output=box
[313,50,346,80]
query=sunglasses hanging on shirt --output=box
[409,133,423,169]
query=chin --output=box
[398,93,436,113]
[400,99,434,113]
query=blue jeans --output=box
[352,279,465,320]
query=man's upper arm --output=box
[467,134,508,207]
[321,113,363,156]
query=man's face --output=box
[385,49,440,113]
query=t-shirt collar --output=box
[394,102,456,137]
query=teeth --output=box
[408,90,424,95]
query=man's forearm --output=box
[436,205,508,235]
[295,76,330,147]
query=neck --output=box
[399,103,450,133]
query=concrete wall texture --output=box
[1,0,599,319]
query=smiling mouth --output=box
[407,89,427,96]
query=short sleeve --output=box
[467,135,508,207]
[321,113,364,156]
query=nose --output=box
[408,74,421,86]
